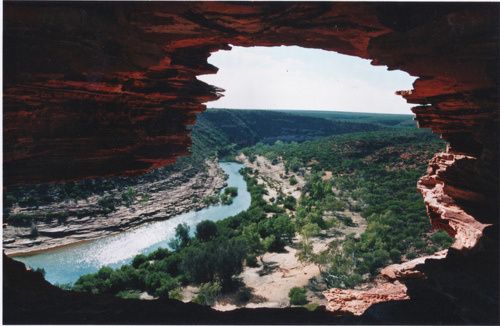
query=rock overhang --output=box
[3,2,499,324]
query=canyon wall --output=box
[3,2,498,324]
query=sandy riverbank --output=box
[210,154,367,310]
[236,153,306,202]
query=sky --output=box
[197,46,417,114]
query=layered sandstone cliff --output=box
[3,2,498,324]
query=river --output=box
[14,162,251,285]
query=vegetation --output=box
[220,187,238,205]
[193,281,222,306]
[69,167,300,300]
[195,220,218,242]
[3,109,406,224]
[289,287,308,305]
[9,109,455,307]
[243,128,453,288]
[197,109,383,148]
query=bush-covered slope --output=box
[196,109,382,148]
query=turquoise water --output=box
[14,162,251,285]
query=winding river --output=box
[14,162,251,285]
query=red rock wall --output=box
[3,2,499,324]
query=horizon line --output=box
[206,107,414,116]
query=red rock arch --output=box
[3,2,498,323]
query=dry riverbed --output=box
[208,154,367,310]
[236,153,306,202]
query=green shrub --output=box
[220,194,234,205]
[289,175,298,186]
[45,211,70,224]
[389,248,402,262]
[116,290,141,299]
[283,196,297,211]
[414,239,426,249]
[236,287,252,304]
[7,213,33,226]
[147,247,171,261]
[144,272,168,294]
[180,238,247,286]
[430,230,453,248]
[425,245,438,254]
[289,287,308,305]
[224,187,238,197]
[196,220,218,242]
[121,187,137,207]
[245,254,259,267]
[304,302,319,311]
[406,252,417,260]
[337,215,356,227]
[203,195,220,205]
[193,281,221,306]
[152,254,181,276]
[139,193,151,205]
[263,204,285,213]
[98,195,116,213]
[132,254,148,268]
[169,223,191,251]
[155,277,180,298]
[168,287,183,301]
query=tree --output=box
[296,223,321,264]
[258,215,295,251]
[180,238,247,287]
[132,254,147,268]
[322,242,362,289]
[169,223,190,251]
[242,224,262,253]
[196,220,218,242]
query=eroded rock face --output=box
[323,250,449,316]
[5,3,497,186]
[380,250,448,281]
[3,2,499,324]
[418,153,492,250]
[324,281,409,316]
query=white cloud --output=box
[198,46,416,114]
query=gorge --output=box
[3,2,499,325]
[12,162,250,285]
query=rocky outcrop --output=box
[3,160,226,255]
[324,280,409,316]
[3,2,499,324]
[5,3,497,187]
[417,154,492,250]
[323,250,448,315]
[380,250,448,281]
